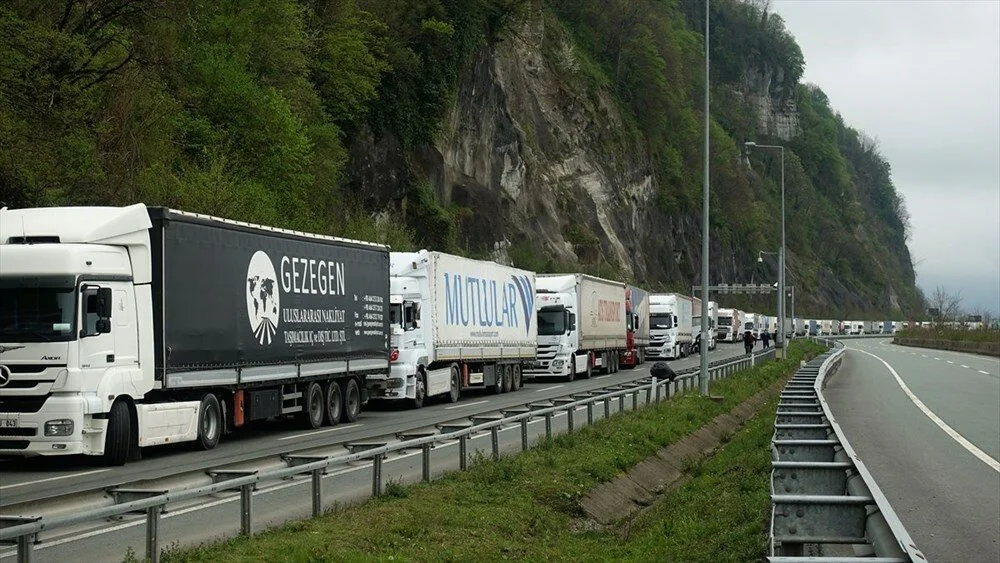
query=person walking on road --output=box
[743,330,756,355]
[761,330,771,349]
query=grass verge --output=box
[159,341,824,562]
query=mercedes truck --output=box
[0,205,388,464]
[648,293,693,360]
[523,274,626,381]
[365,251,536,407]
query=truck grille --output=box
[536,345,558,360]
[0,396,50,413]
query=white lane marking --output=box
[979,370,991,375]
[934,357,941,361]
[535,384,564,393]
[276,423,362,441]
[947,361,954,364]
[0,468,112,491]
[444,400,488,410]
[850,347,1000,473]
[961,365,970,369]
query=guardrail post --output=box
[618,393,625,412]
[654,377,661,402]
[16,533,34,563]
[603,396,611,418]
[631,390,638,410]
[371,453,384,497]
[544,413,553,440]
[647,378,655,404]
[520,419,529,450]
[240,483,253,536]
[587,400,594,424]
[490,426,500,460]
[311,469,323,517]
[421,442,432,482]
[459,435,468,470]
[566,407,575,433]
[146,505,161,563]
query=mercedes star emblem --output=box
[0,365,11,387]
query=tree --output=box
[927,286,963,323]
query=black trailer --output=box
[146,208,389,433]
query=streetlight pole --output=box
[745,141,786,358]
[699,0,710,395]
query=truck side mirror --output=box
[98,287,113,318]
[96,318,111,334]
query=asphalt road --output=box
[828,339,1000,562]
[0,343,755,562]
[0,344,749,507]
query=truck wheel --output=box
[511,365,522,391]
[583,355,593,379]
[490,366,503,394]
[324,381,342,426]
[300,382,324,430]
[501,365,512,393]
[447,366,461,403]
[411,373,427,409]
[196,393,222,450]
[341,378,362,422]
[103,400,132,466]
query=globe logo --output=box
[246,251,280,345]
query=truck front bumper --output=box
[365,365,414,400]
[522,358,570,379]
[0,395,105,457]
[646,344,678,360]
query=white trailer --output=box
[743,312,761,338]
[523,274,626,381]
[648,293,694,360]
[692,297,718,353]
[368,251,536,407]
[707,301,719,350]
[820,320,834,336]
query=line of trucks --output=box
[0,204,904,465]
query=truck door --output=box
[78,285,116,371]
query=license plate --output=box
[0,416,18,428]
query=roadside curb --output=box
[578,376,786,526]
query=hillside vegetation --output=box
[0,0,922,316]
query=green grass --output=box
[160,341,823,562]
[897,328,1000,344]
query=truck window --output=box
[538,307,567,335]
[403,302,417,331]
[650,313,672,329]
[390,304,402,327]
[0,286,76,342]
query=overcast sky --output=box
[771,0,1000,316]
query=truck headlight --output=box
[44,419,74,437]
[552,359,565,367]
[387,378,405,389]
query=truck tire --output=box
[102,400,132,466]
[490,366,503,394]
[501,364,512,393]
[411,373,427,409]
[299,382,324,430]
[583,355,593,379]
[447,366,461,403]
[195,393,222,450]
[511,365,522,391]
[324,381,342,426]
[342,378,362,422]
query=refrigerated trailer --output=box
[0,205,389,464]
[524,274,626,380]
[366,251,536,407]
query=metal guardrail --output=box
[0,348,776,563]
[769,338,925,562]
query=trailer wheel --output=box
[501,364,512,393]
[299,382,324,430]
[490,366,503,394]
[324,381,343,426]
[411,373,426,409]
[102,400,132,466]
[447,366,461,403]
[342,378,362,422]
[195,393,222,450]
[511,365,522,392]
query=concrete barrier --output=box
[894,337,1000,357]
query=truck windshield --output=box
[744,322,754,330]
[650,313,673,329]
[718,317,732,326]
[0,287,77,342]
[538,307,566,335]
